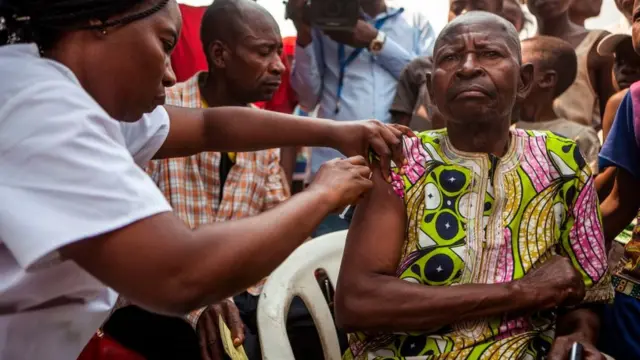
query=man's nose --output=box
[270,54,286,75]
[456,53,483,79]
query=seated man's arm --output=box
[549,162,613,359]
[335,165,578,333]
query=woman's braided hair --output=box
[0,0,169,50]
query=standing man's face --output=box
[448,0,503,22]
[527,0,573,19]
[224,13,285,103]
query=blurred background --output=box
[178,0,623,37]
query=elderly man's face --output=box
[448,0,503,22]
[429,20,526,124]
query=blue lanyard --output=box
[334,9,403,115]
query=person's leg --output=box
[233,292,262,360]
[103,306,202,360]
[598,292,640,359]
[286,296,349,360]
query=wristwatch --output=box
[369,30,387,55]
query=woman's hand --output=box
[197,299,245,360]
[307,156,373,213]
[330,121,413,180]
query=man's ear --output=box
[426,72,434,101]
[208,40,229,70]
[516,62,534,102]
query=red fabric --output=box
[283,36,296,58]
[171,4,208,83]
[76,333,145,360]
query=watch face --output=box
[372,42,383,52]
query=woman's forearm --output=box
[161,106,338,158]
[63,187,334,315]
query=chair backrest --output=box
[257,230,348,360]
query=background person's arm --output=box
[62,157,373,316]
[601,168,640,243]
[548,307,605,360]
[595,90,627,199]
[335,167,583,333]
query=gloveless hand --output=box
[329,121,413,180]
[516,255,586,311]
[308,156,373,213]
[197,299,245,360]
[548,337,606,360]
[324,20,379,48]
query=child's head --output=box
[502,0,525,33]
[598,29,640,90]
[448,0,504,22]
[522,36,577,103]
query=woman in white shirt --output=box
[0,1,407,359]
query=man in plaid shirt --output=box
[103,1,291,359]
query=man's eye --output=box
[443,54,458,62]
[483,51,500,58]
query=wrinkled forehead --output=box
[434,21,520,57]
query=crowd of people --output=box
[0,0,640,359]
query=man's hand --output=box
[516,256,586,311]
[197,299,245,360]
[286,0,312,46]
[548,338,606,360]
[330,121,412,180]
[324,20,379,49]
[308,156,373,213]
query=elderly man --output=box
[336,12,612,360]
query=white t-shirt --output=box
[0,44,173,360]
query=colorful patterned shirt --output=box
[346,129,612,360]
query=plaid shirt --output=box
[115,72,290,329]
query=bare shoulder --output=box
[606,89,630,108]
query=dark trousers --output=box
[104,294,347,360]
[103,306,203,360]
[598,292,640,360]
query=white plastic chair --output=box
[257,230,348,360]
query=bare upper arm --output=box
[601,168,640,242]
[338,167,407,289]
[154,106,208,159]
[602,90,629,141]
